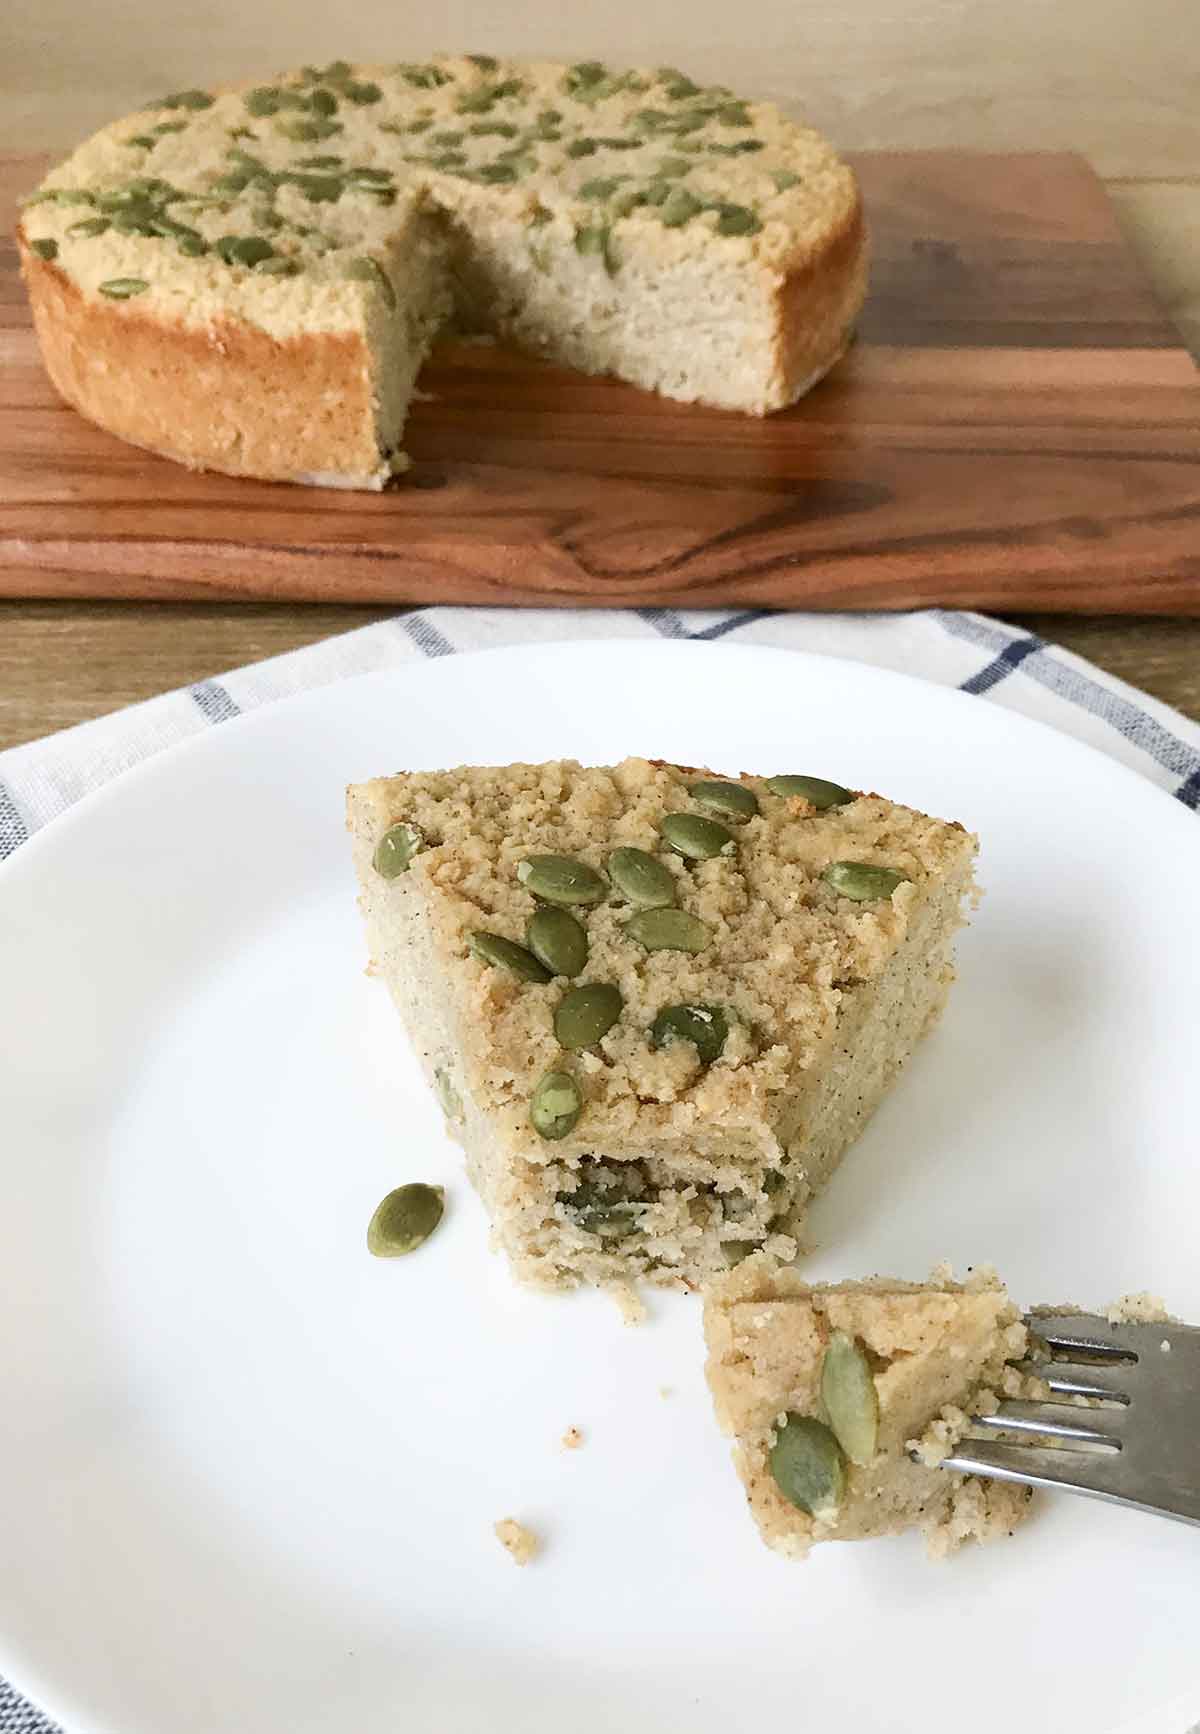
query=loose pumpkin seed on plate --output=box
[824,861,907,901]
[366,1182,445,1256]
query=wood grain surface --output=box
[3,149,1197,613]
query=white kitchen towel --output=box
[1,604,1198,1734]
[1,606,1198,862]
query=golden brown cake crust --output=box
[777,191,867,397]
[18,56,868,485]
[18,236,384,485]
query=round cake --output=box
[17,56,867,489]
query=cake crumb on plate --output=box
[561,1426,583,1450]
[493,1519,539,1566]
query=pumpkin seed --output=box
[713,202,762,237]
[526,907,589,978]
[766,774,853,809]
[216,234,275,267]
[771,168,801,190]
[469,120,518,137]
[649,1002,728,1064]
[566,137,598,158]
[308,87,339,116]
[467,53,500,71]
[611,186,648,217]
[580,176,625,200]
[345,254,397,308]
[244,87,284,116]
[276,115,342,142]
[688,779,759,822]
[554,983,623,1049]
[126,135,157,150]
[709,138,765,156]
[433,1065,461,1119]
[305,59,352,84]
[530,1070,583,1140]
[575,1202,642,1238]
[298,153,343,168]
[372,821,422,877]
[625,908,710,953]
[607,846,676,908]
[344,80,382,105]
[723,1239,759,1264]
[768,1414,845,1520]
[179,235,211,258]
[366,1182,444,1257]
[573,222,617,271]
[67,216,111,237]
[821,1331,879,1465]
[824,862,906,901]
[98,277,149,298]
[656,154,690,177]
[564,60,608,94]
[290,173,343,202]
[29,238,58,260]
[661,186,703,227]
[660,70,701,98]
[517,854,607,906]
[400,63,451,89]
[717,101,752,126]
[24,188,95,208]
[152,120,188,135]
[475,161,519,184]
[158,89,214,110]
[660,812,734,860]
[429,151,468,172]
[469,931,552,984]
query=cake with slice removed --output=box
[347,755,977,1292]
[17,54,865,487]
[702,1257,1038,1557]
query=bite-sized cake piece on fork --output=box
[346,756,977,1291]
[702,1256,1037,1558]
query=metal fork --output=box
[941,1313,1200,1526]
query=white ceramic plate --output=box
[2,642,1198,1734]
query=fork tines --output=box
[938,1311,1200,1526]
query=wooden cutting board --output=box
[2,149,1197,610]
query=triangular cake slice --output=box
[346,756,977,1290]
[703,1257,1036,1556]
